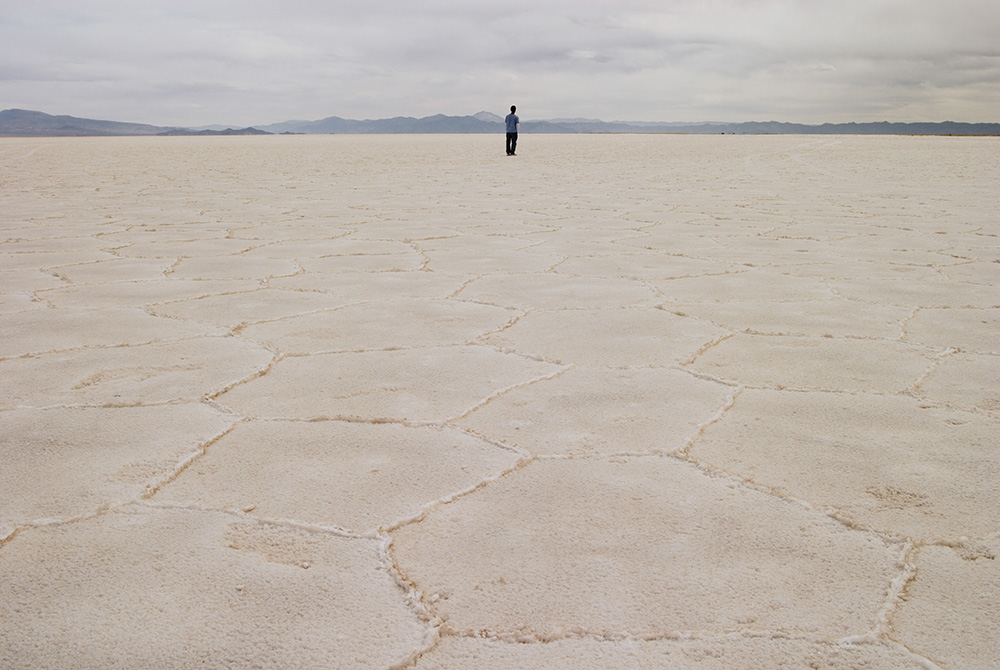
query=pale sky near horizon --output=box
[2,0,998,127]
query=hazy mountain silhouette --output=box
[0,109,174,136]
[473,111,504,123]
[3,108,998,137]
[157,127,271,136]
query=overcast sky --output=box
[2,0,998,127]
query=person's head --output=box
[510,105,516,113]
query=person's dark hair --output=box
[510,105,516,113]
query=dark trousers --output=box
[506,132,518,155]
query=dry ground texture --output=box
[1,134,998,669]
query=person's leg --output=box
[506,133,513,154]
[511,133,517,155]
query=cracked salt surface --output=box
[1,134,996,669]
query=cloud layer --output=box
[2,0,998,126]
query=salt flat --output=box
[1,134,997,669]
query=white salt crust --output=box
[1,134,995,668]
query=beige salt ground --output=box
[1,134,997,669]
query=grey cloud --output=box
[1,0,997,125]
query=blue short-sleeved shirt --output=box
[505,113,519,133]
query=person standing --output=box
[505,105,519,155]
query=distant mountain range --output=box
[2,108,998,137]
[0,109,277,137]
[157,126,274,136]
[0,109,172,136]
